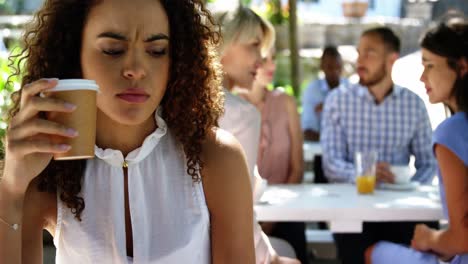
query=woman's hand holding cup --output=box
[2,78,78,196]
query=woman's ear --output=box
[458,57,468,77]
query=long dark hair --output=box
[420,18,468,227]
[420,18,468,115]
[6,0,223,220]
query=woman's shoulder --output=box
[269,87,289,99]
[434,113,468,140]
[201,128,250,184]
[433,112,468,165]
[201,127,252,210]
[268,88,296,107]
[202,127,246,169]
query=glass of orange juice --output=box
[355,151,378,194]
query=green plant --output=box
[249,0,288,26]
[0,0,28,14]
[264,0,288,25]
[0,0,14,14]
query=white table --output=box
[255,184,443,233]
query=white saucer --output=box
[380,181,420,191]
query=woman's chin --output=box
[98,109,156,128]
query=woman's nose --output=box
[419,70,426,83]
[122,55,147,80]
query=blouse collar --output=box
[94,108,168,167]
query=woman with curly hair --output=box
[0,0,255,263]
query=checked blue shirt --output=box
[320,83,437,184]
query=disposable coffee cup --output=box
[47,79,99,160]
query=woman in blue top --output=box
[365,17,468,264]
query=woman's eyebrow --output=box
[422,57,431,63]
[144,33,170,42]
[96,32,169,42]
[97,31,127,40]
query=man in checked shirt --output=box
[320,27,438,264]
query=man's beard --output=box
[359,64,387,87]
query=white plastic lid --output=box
[50,79,99,92]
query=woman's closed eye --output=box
[147,48,167,57]
[102,48,124,56]
[100,48,167,57]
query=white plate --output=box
[380,181,420,191]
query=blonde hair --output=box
[216,6,275,57]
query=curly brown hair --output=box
[5,0,223,220]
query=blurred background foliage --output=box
[0,39,22,158]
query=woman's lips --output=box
[117,94,149,103]
[117,88,149,103]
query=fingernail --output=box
[64,103,76,110]
[45,78,59,83]
[66,128,78,137]
[58,144,71,151]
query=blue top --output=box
[320,83,437,184]
[301,78,349,132]
[371,112,468,264]
[434,112,468,218]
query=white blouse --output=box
[219,90,273,264]
[54,111,211,264]
[219,90,261,182]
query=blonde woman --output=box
[234,43,307,263]
[217,6,300,264]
